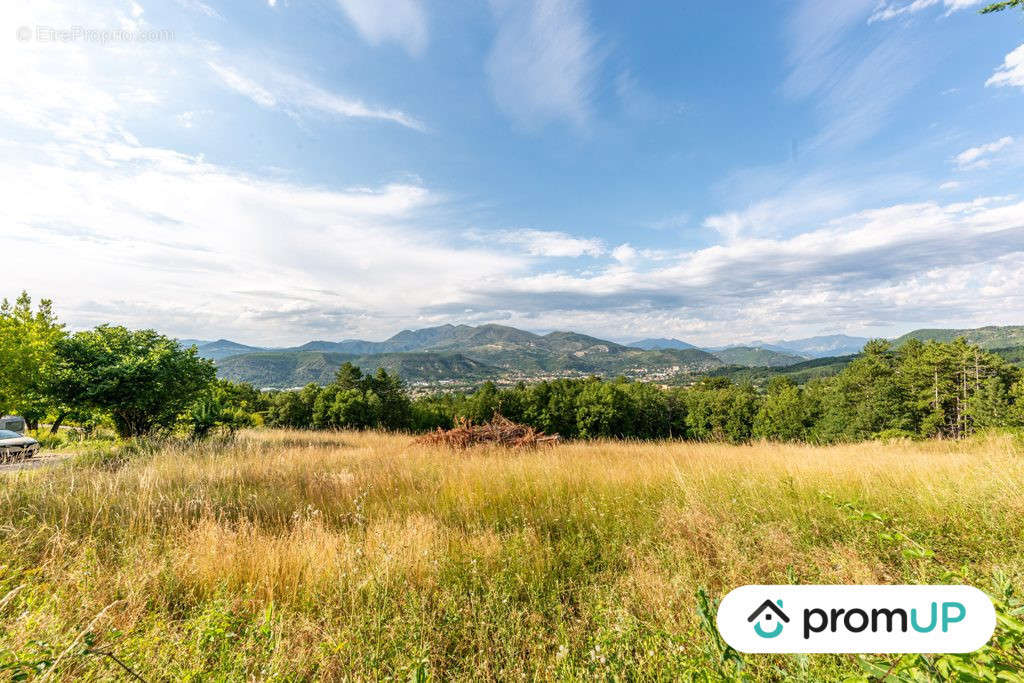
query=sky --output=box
[2,0,1023,346]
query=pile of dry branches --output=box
[415,415,560,449]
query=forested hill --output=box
[192,323,1024,388]
[893,326,1024,349]
[216,351,498,387]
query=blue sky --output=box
[2,0,1023,345]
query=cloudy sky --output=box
[2,0,1023,346]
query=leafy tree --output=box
[50,325,216,437]
[981,0,1023,13]
[188,380,262,439]
[752,377,807,441]
[266,390,312,428]
[364,368,412,430]
[812,340,910,442]
[0,292,66,428]
[330,388,374,429]
[465,381,500,423]
[683,378,757,443]
[622,381,671,439]
[576,380,634,438]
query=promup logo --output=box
[748,599,789,638]
[718,585,996,654]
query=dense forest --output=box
[4,291,1024,443]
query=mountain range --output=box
[181,324,1024,388]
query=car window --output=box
[0,430,23,439]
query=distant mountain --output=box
[628,338,698,351]
[209,323,725,387]
[216,351,497,388]
[177,338,211,348]
[711,346,806,367]
[194,339,268,361]
[746,335,870,358]
[892,326,1024,349]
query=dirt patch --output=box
[0,451,72,473]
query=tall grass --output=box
[0,430,1022,680]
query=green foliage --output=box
[980,0,1024,13]
[266,364,412,431]
[837,501,1024,681]
[188,380,263,439]
[0,292,66,427]
[752,377,809,441]
[50,325,216,437]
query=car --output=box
[0,415,26,433]
[0,430,39,461]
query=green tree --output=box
[683,378,756,443]
[188,380,263,439]
[752,377,807,441]
[330,388,374,429]
[0,292,66,428]
[812,339,910,442]
[364,368,412,430]
[50,325,215,437]
[981,0,1023,13]
[465,381,500,423]
[576,380,634,438]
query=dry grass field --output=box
[1,430,1024,680]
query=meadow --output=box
[1,431,1023,680]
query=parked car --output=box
[0,430,38,461]
[0,415,26,434]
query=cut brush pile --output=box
[415,415,560,449]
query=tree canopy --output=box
[50,325,216,437]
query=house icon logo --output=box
[748,599,789,638]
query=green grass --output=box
[0,430,1023,680]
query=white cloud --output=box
[987,44,1024,90]
[208,62,277,107]
[700,171,918,241]
[783,0,925,149]
[0,134,527,342]
[335,0,428,56]
[939,180,961,191]
[175,0,221,19]
[208,61,425,131]
[486,0,601,130]
[488,229,605,258]
[868,0,981,22]
[955,136,1014,169]
[452,196,1024,344]
[611,244,638,264]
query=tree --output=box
[330,388,374,429]
[50,325,216,437]
[812,339,911,442]
[753,377,807,441]
[981,0,1023,13]
[188,380,262,439]
[576,380,634,438]
[364,368,411,430]
[465,381,499,424]
[0,292,66,428]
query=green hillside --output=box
[216,351,497,388]
[707,354,858,386]
[893,325,1024,349]
[711,346,805,367]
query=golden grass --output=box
[0,430,1022,680]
